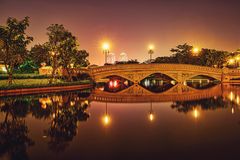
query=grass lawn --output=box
[0,79,58,87]
[0,78,91,90]
[0,73,48,80]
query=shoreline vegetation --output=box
[0,81,92,97]
[0,73,92,96]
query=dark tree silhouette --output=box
[171,96,228,113]
[0,99,34,160]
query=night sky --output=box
[1,0,240,65]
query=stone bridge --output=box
[76,64,223,83]
[67,64,240,83]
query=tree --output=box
[46,24,90,82]
[171,97,228,113]
[58,32,78,81]
[0,98,34,159]
[170,43,200,65]
[199,49,227,68]
[153,43,228,68]
[46,24,68,84]
[153,56,177,63]
[0,17,33,85]
[45,94,89,152]
[30,43,50,67]
[74,50,90,67]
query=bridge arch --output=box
[183,73,222,82]
[140,71,178,82]
[70,64,224,84]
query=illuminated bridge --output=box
[68,64,240,83]
[72,64,223,83]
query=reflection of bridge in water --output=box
[88,84,223,103]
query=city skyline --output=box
[1,0,240,65]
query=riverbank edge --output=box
[0,84,93,97]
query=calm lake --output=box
[1,82,240,160]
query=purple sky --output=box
[1,0,240,65]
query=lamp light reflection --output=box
[231,107,235,114]
[193,108,200,119]
[148,102,155,122]
[102,115,111,126]
[149,113,154,122]
[102,103,111,127]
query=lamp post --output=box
[102,42,110,65]
[148,44,154,62]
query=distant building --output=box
[119,52,128,62]
[107,53,116,64]
[0,61,7,73]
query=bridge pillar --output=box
[177,72,184,84]
[177,84,183,94]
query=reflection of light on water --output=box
[170,80,176,85]
[114,81,118,87]
[124,80,128,86]
[39,97,52,109]
[231,107,235,114]
[152,80,156,84]
[0,102,4,107]
[149,113,154,122]
[144,79,150,87]
[193,108,200,119]
[102,115,111,127]
[236,96,240,105]
[84,100,89,105]
[70,101,75,106]
[109,80,119,88]
[99,87,104,91]
[229,92,234,101]
[41,103,47,109]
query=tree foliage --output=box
[30,43,50,67]
[154,43,229,68]
[0,17,33,85]
[32,24,90,83]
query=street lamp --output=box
[148,44,154,62]
[228,58,235,67]
[102,42,110,64]
[192,47,201,56]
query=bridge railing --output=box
[225,69,240,75]
[90,64,223,74]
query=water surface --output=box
[0,83,240,160]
